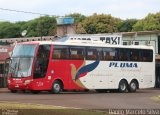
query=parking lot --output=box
[0,88,160,110]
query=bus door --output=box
[33,45,51,90]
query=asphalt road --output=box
[0,89,160,110]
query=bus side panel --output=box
[65,60,87,90]
[79,61,110,89]
[48,60,85,90]
[139,62,155,88]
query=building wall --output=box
[123,34,159,54]
[56,25,76,36]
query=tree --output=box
[22,16,57,37]
[0,22,21,38]
[117,19,138,32]
[80,13,121,34]
[0,16,57,38]
[133,12,160,31]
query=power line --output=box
[0,7,52,16]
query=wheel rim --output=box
[54,83,60,91]
[120,83,126,91]
[131,82,136,90]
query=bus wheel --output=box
[129,80,138,92]
[118,80,128,93]
[52,80,62,94]
[10,90,17,93]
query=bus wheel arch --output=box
[129,79,139,92]
[51,79,63,94]
[118,79,128,93]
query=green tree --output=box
[117,19,138,32]
[21,16,57,37]
[133,12,160,31]
[0,22,21,38]
[0,16,57,38]
[80,13,121,34]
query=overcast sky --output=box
[0,0,160,22]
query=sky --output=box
[0,0,160,22]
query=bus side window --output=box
[141,50,153,62]
[103,48,116,61]
[130,49,139,61]
[86,47,98,60]
[118,48,129,61]
[52,46,69,60]
[70,47,85,60]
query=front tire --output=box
[118,80,128,93]
[51,80,62,94]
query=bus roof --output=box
[17,41,154,50]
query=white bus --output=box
[8,40,155,93]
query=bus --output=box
[7,41,155,93]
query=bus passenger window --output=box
[52,50,61,59]
[103,48,116,61]
[104,52,113,60]
[142,50,153,62]
[52,46,69,60]
[86,48,98,60]
[118,48,129,61]
[70,47,85,60]
[130,50,139,61]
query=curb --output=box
[0,88,9,93]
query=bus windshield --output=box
[12,44,37,57]
[9,44,37,78]
[10,57,33,78]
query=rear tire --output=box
[129,80,138,92]
[51,80,62,94]
[118,80,128,93]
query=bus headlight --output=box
[8,80,10,84]
[24,80,33,85]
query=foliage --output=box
[117,19,138,32]
[133,12,160,31]
[0,12,160,38]
[0,16,57,38]
[22,16,57,37]
[0,22,21,38]
[80,13,121,34]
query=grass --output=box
[0,101,108,115]
[151,95,160,102]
